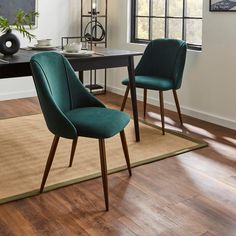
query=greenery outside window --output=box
[131,0,203,50]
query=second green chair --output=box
[121,39,187,135]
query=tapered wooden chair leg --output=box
[98,139,109,211]
[69,137,78,167]
[173,89,183,126]
[40,136,60,193]
[120,130,132,176]
[159,91,165,135]
[121,86,130,111]
[143,88,147,118]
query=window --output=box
[131,0,203,50]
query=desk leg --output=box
[128,56,140,142]
[78,71,84,83]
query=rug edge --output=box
[0,140,207,205]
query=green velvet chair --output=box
[30,52,132,211]
[121,39,187,135]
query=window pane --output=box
[186,0,203,17]
[136,17,149,39]
[152,0,165,17]
[132,0,203,48]
[186,19,202,45]
[137,0,149,16]
[168,19,182,39]
[151,18,165,39]
[168,0,183,17]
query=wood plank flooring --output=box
[0,92,235,236]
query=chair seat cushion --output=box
[65,107,130,139]
[122,75,174,91]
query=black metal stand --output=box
[81,0,108,94]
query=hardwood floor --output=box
[0,93,235,236]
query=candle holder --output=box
[88,8,99,16]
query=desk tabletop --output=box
[0,47,142,79]
[0,47,142,65]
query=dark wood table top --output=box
[0,47,142,65]
[0,47,142,79]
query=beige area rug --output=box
[0,114,207,204]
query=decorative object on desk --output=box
[0,114,207,205]
[61,37,90,54]
[81,40,88,50]
[0,9,39,55]
[28,38,58,51]
[61,50,94,57]
[64,42,82,52]
[61,36,84,50]
[210,0,236,11]
[36,39,52,46]
[84,20,105,42]
[81,0,108,94]
[29,45,58,51]
[0,29,20,55]
[84,0,105,43]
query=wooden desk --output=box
[0,48,142,141]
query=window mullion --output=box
[165,0,168,38]
[182,0,186,40]
[131,0,136,41]
[149,0,152,40]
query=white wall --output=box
[106,0,236,130]
[0,0,80,100]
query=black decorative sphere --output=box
[0,30,20,55]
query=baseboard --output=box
[0,90,37,101]
[107,86,236,130]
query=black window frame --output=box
[131,0,202,51]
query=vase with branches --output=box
[0,9,39,55]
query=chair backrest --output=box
[135,39,187,89]
[30,52,104,138]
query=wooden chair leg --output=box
[143,88,147,118]
[98,139,109,211]
[120,130,132,176]
[69,137,78,167]
[120,86,130,111]
[159,91,165,135]
[173,89,183,126]
[40,136,60,193]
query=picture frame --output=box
[0,0,38,26]
[210,0,236,12]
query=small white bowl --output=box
[64,43,82,53]
[37,39,52,46]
